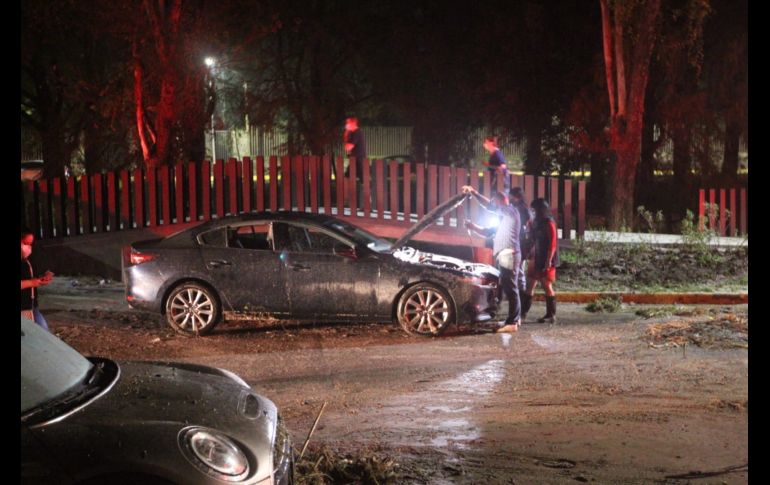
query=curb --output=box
[531,293,748,304]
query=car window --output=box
[199,228,227,247]
[21,317,93,414]
[230,223,272,250]
[276,223,350,254]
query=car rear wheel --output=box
[396,283,455,336]
[165,283,222,336]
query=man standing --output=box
[463,185,522,332]
[344,117,366,182]
[510,187,532,320]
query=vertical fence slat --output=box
[578,181,586,238]
[256,156,266,213]
[107,172,117,231]
[66,176,77,236]
[93,174,104,232]
[214,160,225,218]
[698,189,706,231]
[53,177,64,237]
[537,176,546,198]
[28,182,41,238]
[482,170,490,198]
[389,160,399,221]
[719,189,726,236]
[511,174,521,191]
[188,162,198,222]
[146,168,156,227]
[729,188,736,237]
[550,178,559,230]
[160,167,170,225]
[428,164,438,212]
[403,162,411,223]
[708,188,716,230]
[294,156,305,212]
[470,169,479,222]
[309,156,319,214]
[524,175,535,205]
[174,164,184,223]
[563,180,573,240]
[201,161,211,221]
[227,158,238,215]
[336,157,345,216]
[133,168,144,228]
[348,156,357,217]
[322,156,331,214]
[40,180,52,239]
[120,170,130,229]
[455,167,467,227]
[269,156,279,212]
[362,159,372,217]
[375,159,385,220]
[416,163,425,219]
[739,188,747,235]
[439,166,450,226]
[242,157,252,213]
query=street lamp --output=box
[205,57,217,161]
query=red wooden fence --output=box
[698,187,748,236]
[22,158,587,242]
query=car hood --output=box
[391,246,499,278]
[30,360,278,483]
[390,192,469,250]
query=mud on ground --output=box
[39,277,748,484]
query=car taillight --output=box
[127,248,158,266]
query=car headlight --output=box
[179,427,251,481]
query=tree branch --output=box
[600,0,617,118]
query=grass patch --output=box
[586,296,622,313]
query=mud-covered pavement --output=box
[41,277,748,483]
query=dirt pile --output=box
[644,310,748,349]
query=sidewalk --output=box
[532,292,747,304]
[559,230,747,247]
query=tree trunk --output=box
[721,116,741,183]
[524,121,543,175]
[636,117,656,205]
[607,113,644,230]
[672,123,691,189]
[41,127,67,178]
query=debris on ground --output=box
[645,311,747,349]
[586,296,622,313]
[295,444,399,484]
[635,305,706,319]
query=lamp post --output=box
[205,57,217,162]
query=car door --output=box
[197,222,290,315]
[272,221,382,319]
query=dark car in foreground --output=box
[21,317,293,484]
[123,193,498,337]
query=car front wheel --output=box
[396,283,455,336]
[165,283,222,336]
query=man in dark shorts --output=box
[510,187,533,319]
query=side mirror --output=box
[333,244,357,259]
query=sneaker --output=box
[496,323,520,333]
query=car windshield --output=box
[323,220,392,253]
[21,317,94,415]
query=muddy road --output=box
[41,277,748,484]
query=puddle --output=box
[387,359,506,450]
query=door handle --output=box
[208,260,232,267]
[290,264,310,272]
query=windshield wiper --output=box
[21,363,106,424]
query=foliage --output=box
[586,296,622,313]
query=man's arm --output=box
[461,185,494,212]
[465,220,495,238]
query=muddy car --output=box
[123,193,498,336]
[21,317,293,484]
